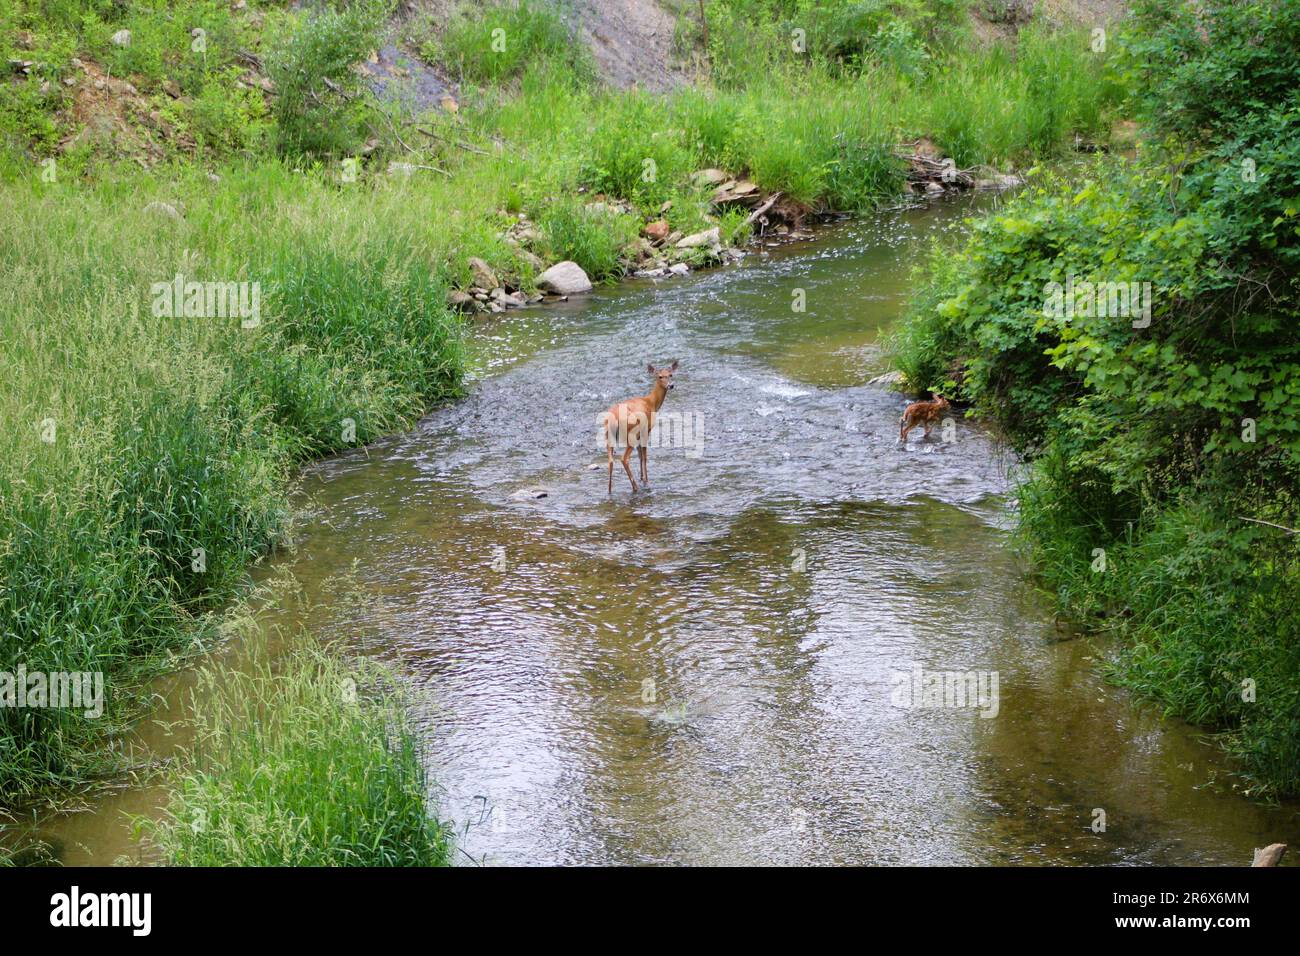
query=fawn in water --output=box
[899,394,950,443]
[603,360,678,494]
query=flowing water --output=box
[18,197,1300,866]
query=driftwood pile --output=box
[896,140,1023,196]
[692,168,810,233]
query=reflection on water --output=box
[17,197,1300,865]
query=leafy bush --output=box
[888,0,1300,795]
[1124,0,1300,145]
[265,0,387,156]
[699,0,970,84]
[581,96,693,210]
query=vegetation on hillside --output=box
[889,0,1300,796]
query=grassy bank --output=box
[145,643,453,866]
[0,165,467,801]
[889,0,1300,796]
[2,0,1124,804]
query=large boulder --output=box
[535,261,593,295]
[142,200,183,221]
[446,290,482,314]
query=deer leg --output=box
[607,442,614,495]
[639,445,649,485]
[621,444,638,492]
[900,421,911,443]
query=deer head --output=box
[648,359,679,392]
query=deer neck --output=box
[648,381,668,411]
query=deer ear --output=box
[670,359,679,370]
[647,363,656,374]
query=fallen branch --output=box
[366,115,417,156]
[1238,516,1300,535]
[416,127,490,155]
[744,191,783,227]
[893,147,976,189]
[396,162,449,176]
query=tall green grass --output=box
[1014,454,1300,796]
[0,164,467,800]
[425,0,593,86]
[146,644,454,866]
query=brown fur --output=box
[604,360,678,494]
[899,394,950,442]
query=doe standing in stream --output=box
[603,360,679,494]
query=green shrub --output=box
[699,0,971,84]
[265,0,387,156]
[1124,0,1300,145]
[581,97,694,210]
[888,0,1300,795]
[539,197,638,281]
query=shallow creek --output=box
[21,196,1300,865]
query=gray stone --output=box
[536,261,593,295]
[468,256,498,290]
[691,168,728,186]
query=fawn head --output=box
[648,359,680,391]
[933,394,949,410]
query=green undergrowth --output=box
[888,0,1300,796]
[144,642,454,866]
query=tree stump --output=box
[1251,843,1287,867]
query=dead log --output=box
[743,191,783,227]
[1252,843,1287,866]
[893,149,975,189]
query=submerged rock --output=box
[509,486,551,500]
[974,173,1025,190]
